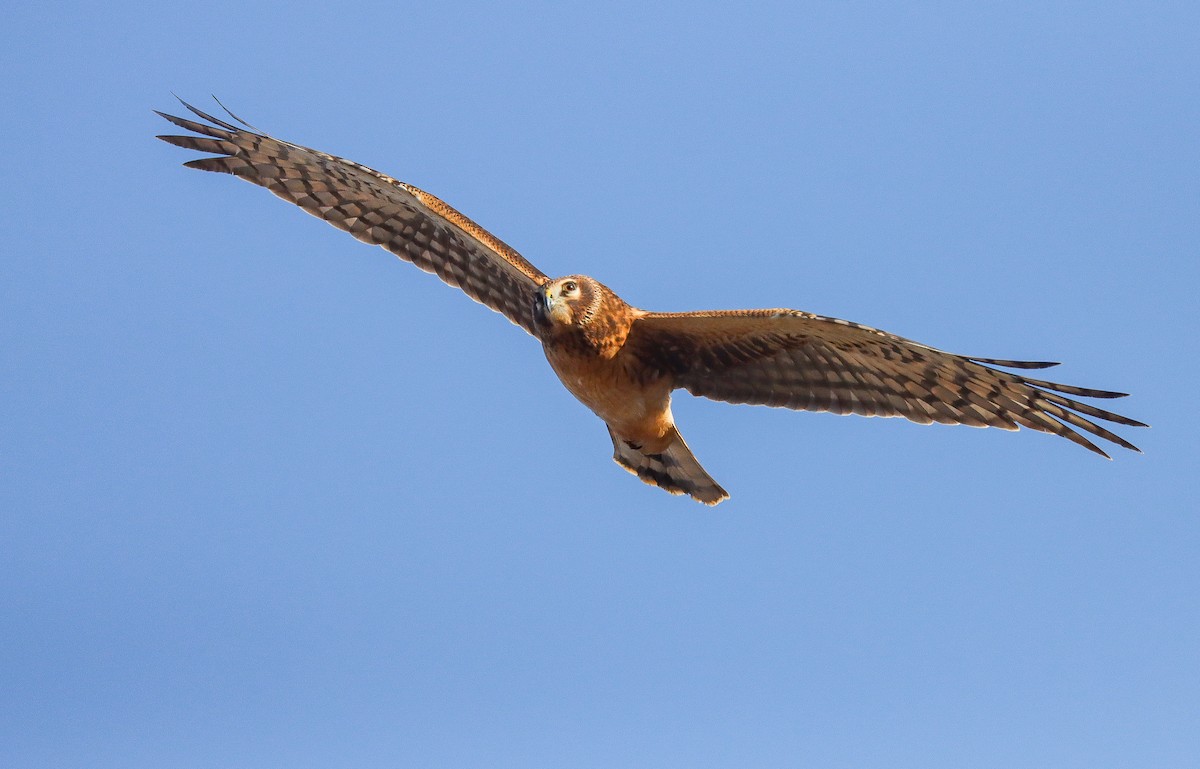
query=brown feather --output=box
[626,309,1144,456]
[157,101,548,333]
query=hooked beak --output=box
[534,285,554,323]
[536,285,572,326]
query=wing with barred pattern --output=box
[156,100,548,333]
[626,309,1146,458]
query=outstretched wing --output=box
[156,100,549,333]
[626,309,1146,457]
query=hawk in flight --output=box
[157,100,1144,505]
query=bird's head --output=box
[533,275,635,356]
[535,275,602,330]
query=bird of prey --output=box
[156,100,1144,505]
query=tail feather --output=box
[608,426,729,506]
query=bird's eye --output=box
[563,280,578,293]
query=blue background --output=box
[2,2,1196,767]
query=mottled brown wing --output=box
[156,100,549,333]
[626,309,1146,457]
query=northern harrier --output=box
[157,100,1144,505]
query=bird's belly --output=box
[564,374,652,424]
[545,349,671,443]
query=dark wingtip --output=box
[211,94,257,130]
[1107,434,1142,454]
[1079,388,1131,399]
[970,357,1061,369]
[1077,434,1113,459]
[1021,375,1135,400]
[171,96,241,132]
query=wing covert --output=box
[156,100,549,333]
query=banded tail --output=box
[608,426,729,506]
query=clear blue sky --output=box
[2,2,1196,767]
